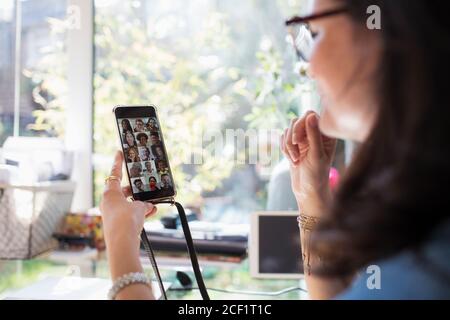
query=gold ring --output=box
[105,175,121,184]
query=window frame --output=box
[65,0,95,210]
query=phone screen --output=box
[115,106,175,202]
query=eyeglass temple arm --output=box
[285,7,348,26]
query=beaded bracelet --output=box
[108,272,152,300]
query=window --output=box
[0,0,15,143]
[0,0,68,145]
[93,0,314,221]
[0,0,317,215]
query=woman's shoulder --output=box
[336,220,450,300]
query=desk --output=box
[45,248,99,276]
[0,252,308,300]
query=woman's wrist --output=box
[108,249,143,281]
[106,232,143,280]
[106,227,141,246]
[296,188,332,218]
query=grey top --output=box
[337,219,450,299]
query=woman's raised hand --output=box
[100,151,157,252]
[99,151,156,299]
[281,111,337,217]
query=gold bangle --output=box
[297,214,320,275]
[105,175,121,185]
[297,214,319,231]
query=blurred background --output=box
[0,0,342,298]
[0,0,317,212]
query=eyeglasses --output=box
[285,7,348,62]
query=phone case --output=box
[113,105,177,203]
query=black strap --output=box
[140,229,167,300]
[141,200,210,300]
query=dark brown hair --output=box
[312,0,450,277]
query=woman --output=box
[121,119,132,134]
[129,163,142,178]
[125,147,140,163]
[148,176,160,192]
[100,0,450,299]
[146,118,159,132]
[124,130,137,148]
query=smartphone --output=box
[113,106,176,202]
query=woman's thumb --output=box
[305,113,324,158]
[132,201,157,217]
[144,203,157,217]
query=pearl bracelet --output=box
[108,272,152,300]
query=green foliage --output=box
[28,0,314,206]
[244,45,314,130]
[93,4,240,204]
[0,260,66,295]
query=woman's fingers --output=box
[305,113,324,159]
[122,186,132,198]
[284,110,327,163]
[292,116,307,146]
[120,186,157,218]
[105,151,124,192]
[280,132,286,155]
[281,128,292,160]
[110,151,124,179]
[145,204,158,217]
[292,110,314,145]
[142,202,156,216]
[285,118,300,164]
[133,201,157,218]
[292,111,325,159]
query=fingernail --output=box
[292,133,298,144]
[309,114,318,128]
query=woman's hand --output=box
[281,111,337,217]
[101,151,157,246]
[100,151,157,294]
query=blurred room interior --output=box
[0,0,350,300]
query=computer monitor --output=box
[250,211,303,279]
